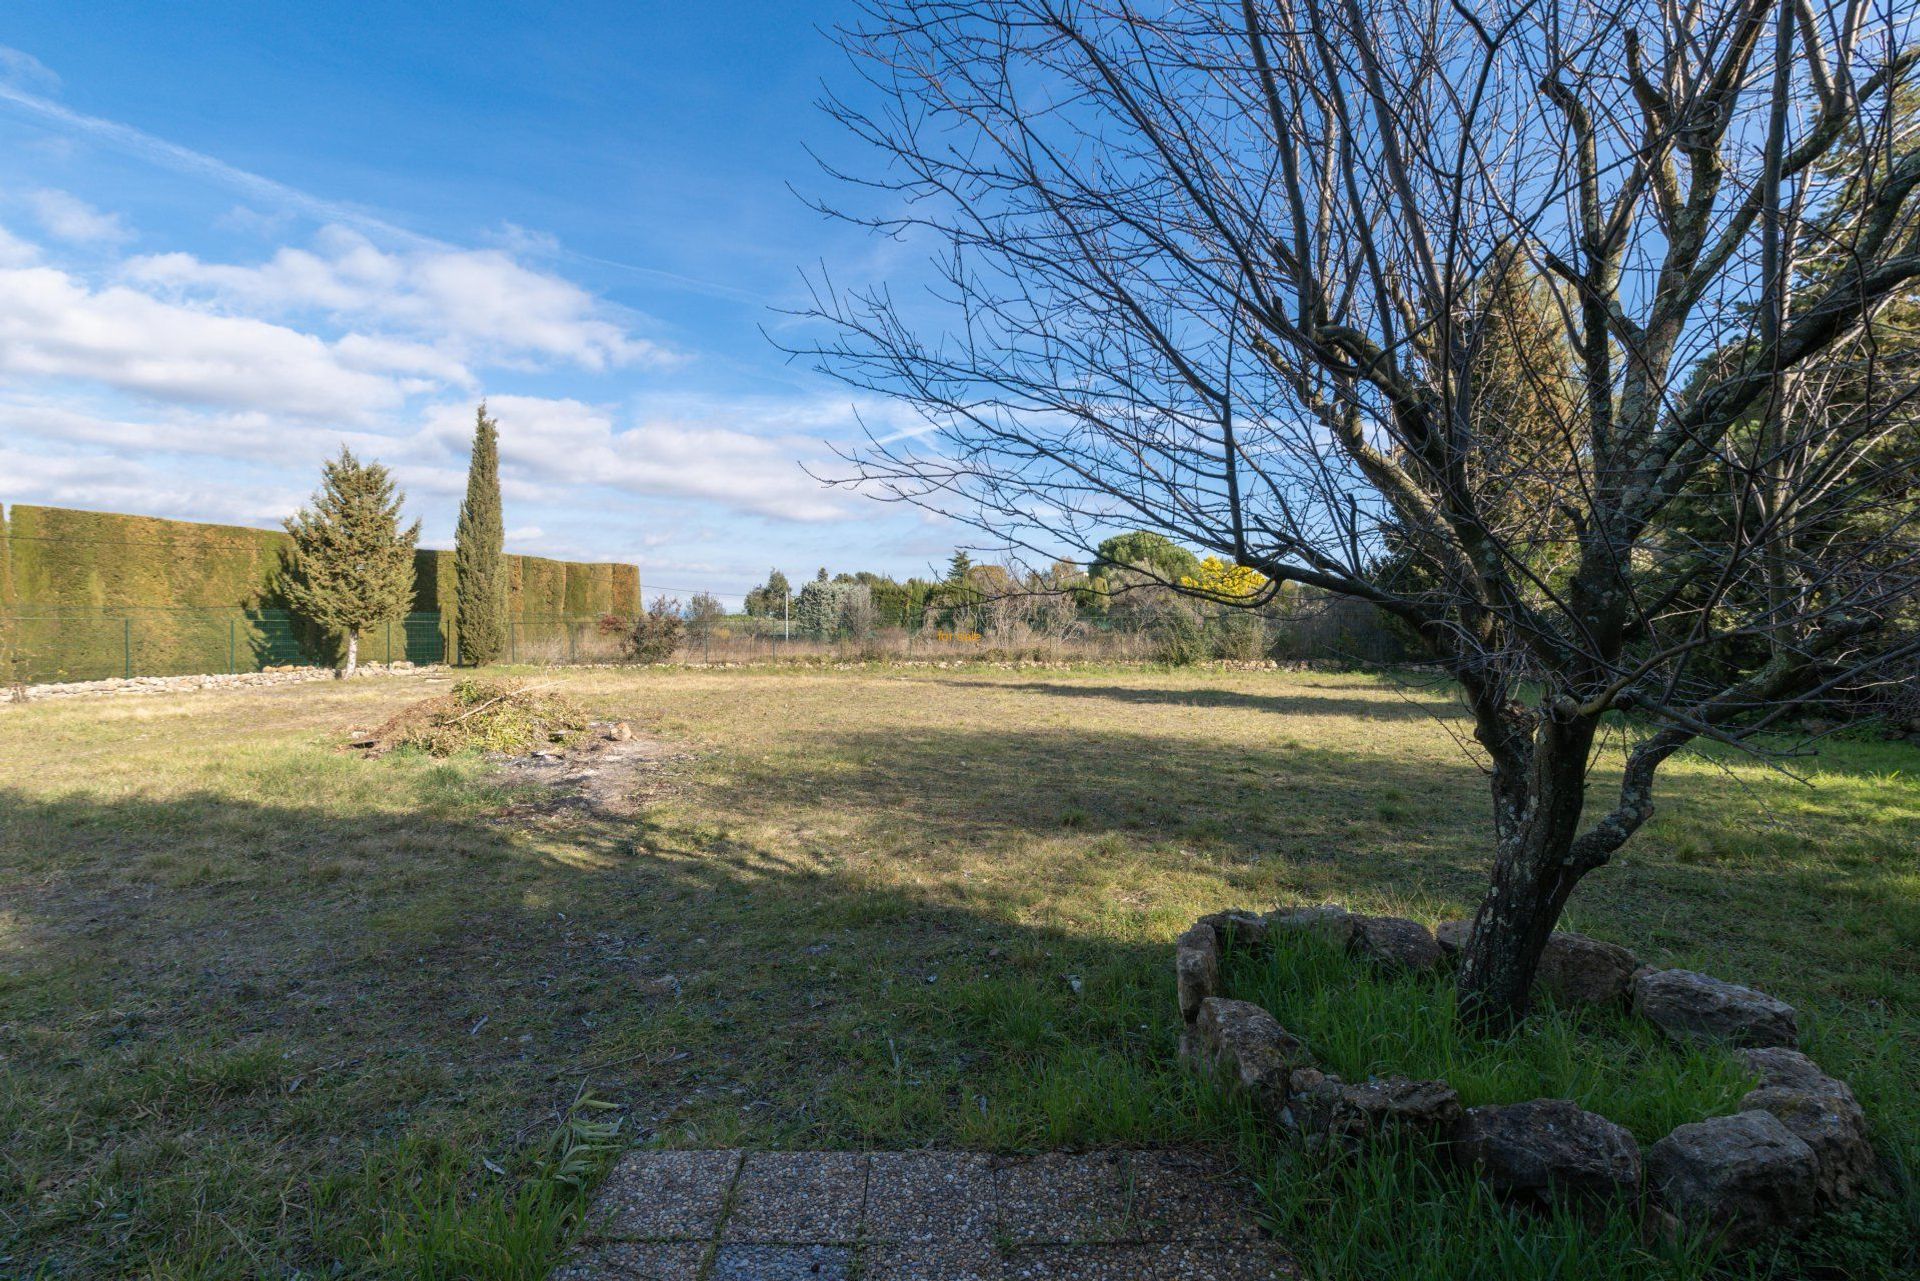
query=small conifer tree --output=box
[455,404,508,664]
[282,447,421,675]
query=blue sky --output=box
[0,2,960,600]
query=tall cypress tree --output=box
[282,447,421,675]
[455,403,508,665]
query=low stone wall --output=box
[1175,905,1878,1247]
[3,661,442,703]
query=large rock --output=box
[1451,1098,1641,1210]
[1180,997,1313,1115]
[1535,932,1639,1007]
[1174,923,1220,1023]
[1290,1073,1461,1144]
[1647,1110,1818,1246]
[1434,919,1471,960]
[1196,909,1270,953]
[1736,1047,1845,1096]
[1349,916,1442,972]
[1740,1086,1877,1207]
[1263,904,1357,947]
[1631,969,1798,1048]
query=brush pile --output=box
[369,677,588,756]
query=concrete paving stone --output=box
[1120,1149,1264,1242]
[709,1244,855,1280]
[860,1241,1007,1281]
[993,1152,1132,1245]
[725,1151,869,1243]
[549,1241,709,1280]
[1005,1243,1293,1280]
[1146,1242,1298,1279]
[1002,1244,1174,1280]
[864,1151,998,1244]
[591,1150,741,1242]
[574,1148,1284,1280]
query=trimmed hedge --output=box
[1,503,639,681]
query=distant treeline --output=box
[726,533,1409,664]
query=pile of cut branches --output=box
[369,677,587,756]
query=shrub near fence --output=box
[503,617,632,666]
[656,605,1409,667]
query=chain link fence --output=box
[0,610,447,685]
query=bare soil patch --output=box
[493,724,689,820]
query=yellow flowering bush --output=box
[1180,556,1268,603]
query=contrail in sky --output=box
[0,77,444,250]
[0,68,761,306]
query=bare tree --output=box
[802,0,1920,1027]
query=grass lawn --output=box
[0,664,1914,1279]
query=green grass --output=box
[1210,933,1920,1280]
[1228,934,1756,1143]
[0,663,1914,1278]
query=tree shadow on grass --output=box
[2,716,1913,1278]
[698,721,1501,909]
[939,675,1467,722]
[0,782,1210,1279]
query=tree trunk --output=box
[1455,720,1599,1031]
[343,632,358,677]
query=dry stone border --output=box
[561,1148,1295,1280]
[1174,904,1880,1248]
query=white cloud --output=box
[0,46,58,95]
[126,226,671,372]
[0,74,439,251]
[0,263,408,417]
[27,189,131,245]
[0,443,302,526]
[334,332,472,385]
[0,224,40,267]
[4,387,873,525]
[0,396,408,466]
[486,223,562,257]
[424,393,867,522]
[0,190,923,574]
[216,205,297,238]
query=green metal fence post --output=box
[124,616,132,679]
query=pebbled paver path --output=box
[556,1149,1293,1280]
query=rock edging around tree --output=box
[1174,906,1877,1248]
